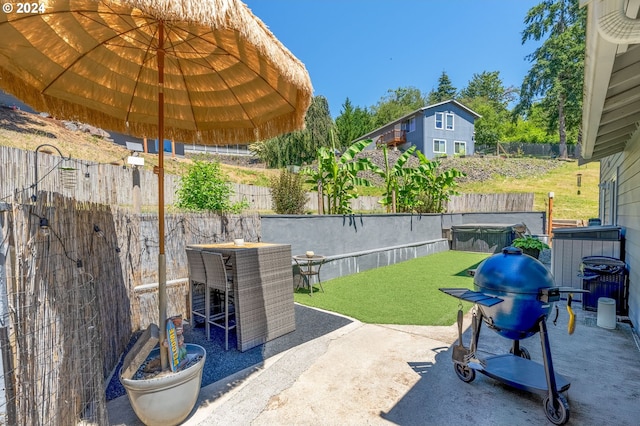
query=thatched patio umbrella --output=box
[0,0,312,368]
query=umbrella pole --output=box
[157,21,168,370]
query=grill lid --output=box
[474,246,555,294]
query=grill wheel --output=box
[544,394,570,425]
[509,346,531,359]
[454,363,475,383]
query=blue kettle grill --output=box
[440,247,587,425]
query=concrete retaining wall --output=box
[261,212,546,282]
[261,214,443,256]
[315,240,450,281]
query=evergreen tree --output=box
[427,71,457,104]
[459,71,515,111]
[335,97,374,149]
[515,0,586,158]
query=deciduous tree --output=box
[250,96,335,167]
[458,71,517,145]
[371,86,426,128]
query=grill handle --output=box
[538,287,560,303]
[502,246,522,255]
[567,294,576,335]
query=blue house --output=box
[355,99,480,159]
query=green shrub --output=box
[176,160,248,213]
[512,235,550,251]
[270,169,308,214]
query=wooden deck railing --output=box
[377,129,406,147]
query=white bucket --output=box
[596,297,616,329]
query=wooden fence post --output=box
[317,181,323,215]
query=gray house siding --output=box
[579,0,640,330]
[422,104,476,157]
[599,152,623,227]
[599,143,639,328]
[405,115,424,151]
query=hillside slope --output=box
[0,106,276,184]
[0,105,598,219]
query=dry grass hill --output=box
[0,105,599,219]
[0,105,277,185]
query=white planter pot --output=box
[120,344,206,426]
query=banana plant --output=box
[369,145,417,213]
[302,139,375,214]
[408,150,465,213]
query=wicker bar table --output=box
[188,242,295,351]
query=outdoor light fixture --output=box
[547,192,554,236]
[39,217,50,237]
[93,225,105,238]
[31,144,72,202]
[577,173,582,195]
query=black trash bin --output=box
[581,256,628,315]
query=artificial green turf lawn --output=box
[293,250,490,326]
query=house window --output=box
[435,112,443,129]
[446,113,454,130]
[433,139,446,154]
[454,141,466,155]
[403,117,416,133]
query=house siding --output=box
[600,152,622,226]
[600,137,640,328]
[406,116,424,153]
[422,104,476,157]
[356,100,477,159]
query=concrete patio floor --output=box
[108,303,640,426]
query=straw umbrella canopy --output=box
[0,0,312,368]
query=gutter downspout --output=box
[596,0,640,44]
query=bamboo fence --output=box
[0,192,261,423]
[2,194,113,425]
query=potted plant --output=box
[119,319,207,426]
[512,235,550,259]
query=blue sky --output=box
[244,0,542,117]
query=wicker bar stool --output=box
[186,248,207,326]
[202,251,236,350]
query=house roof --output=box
[355,99,481,142]
[581,0,640,162]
